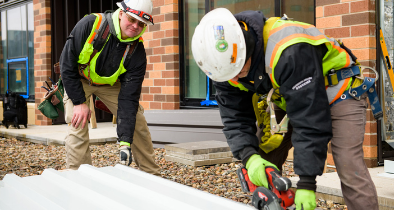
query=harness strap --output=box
[331,77,383,120]
[325,65,360,86]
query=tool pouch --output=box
[38,77,64,119]
[38,99,59,119]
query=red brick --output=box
[154,79,166,86]
[154,95,166,102]
[162,102,179,110]
[162,70,179,78]
[363,134,377,146]
[166,62,179,70]
[365,121,377,133]
[149,55,161,63]
[153,31,165,39]
[152,0,165,7]
[142,87,149,94]
[363,146,377,158]
[166,29,179,38]
[147,64,154,71]
[150,87,161,94]
[150,102,162,109]
[351,0,375,13]
[149,39,161,48]
[153,14,165,23]
[166,78,179,86]
[143,94,154,101]
[325,27,350,38]
[342,12,375,26]
[316,7,323,18]
[316,0,340,7]
[166,95,179,102]
[162,54,179,62]
[351,49,376,61]
[153,47,165,55]
[351,24,375,36]
[316,16,341,29]
[324,3,349,17]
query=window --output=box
[0,2,34,100]
[181,0,315,107]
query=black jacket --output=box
[214,11,332,183]
[59,13,147,144]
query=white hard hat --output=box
[191,8,246,82]
[117,0,154,25]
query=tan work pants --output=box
[63,79,160,176]
[258,94,378,210]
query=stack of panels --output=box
[165,140,236,166]
[0,164,252,210]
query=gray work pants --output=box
[63,79,161,176]
[258,94,378,210]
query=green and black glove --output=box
[119,141,132,166]
[245,154,279,188]
[295,189,316,210]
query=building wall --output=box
[316,0,378,167]
[33,0,52,126]
[141,0,180,110]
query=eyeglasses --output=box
[124,12,147,28]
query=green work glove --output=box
[295,189,316,210]
[245,154,278,188]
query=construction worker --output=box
[59,0,160,176]
[192,8,380,210]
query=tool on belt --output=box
[236,166,294,210]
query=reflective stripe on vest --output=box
[78,13,127,86]
[228,79,249,91]
[264,19,355,104]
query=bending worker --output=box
[59,0,160,176]
[192,8,380,210]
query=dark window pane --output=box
[282,0,314,25]
[8,61,27,94]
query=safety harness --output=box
[78,12,141,86]
[231,16,383,154]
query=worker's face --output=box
[119,10,145,39]
[232,57,252,82]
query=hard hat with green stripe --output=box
[191,8,247,82]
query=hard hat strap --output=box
[121,2,153,24]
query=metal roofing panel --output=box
[0,164,253,210]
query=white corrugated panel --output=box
[0,164,253,210]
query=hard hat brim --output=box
[117,2,154,26]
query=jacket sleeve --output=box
[59,15,96,105]
[116,42,147,144]
[214,81,259,162]
[274,43,332,178]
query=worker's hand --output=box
[245,154,278,188]
[295,189,316,210]
[119,142,132,166]
[71,103,91,129]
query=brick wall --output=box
[316,0,378,167]
[33,0,52,125]
[141,0,180,110]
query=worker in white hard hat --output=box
[192,8,380,210]
[59,0,160,176]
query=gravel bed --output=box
[0,137,347,209]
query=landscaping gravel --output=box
[0,137,347,209]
